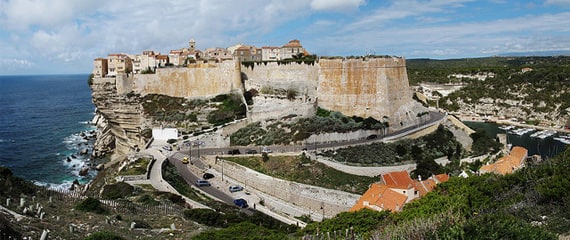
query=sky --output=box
[1,0,570,75]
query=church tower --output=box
[189,38,196,51]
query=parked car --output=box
[195,179,211,187]
[202,173,215,179]
[228,149,241,155]
[162,145,172,151]
[245,149,257,154]
[233,198,248,208]
[181,157,189,164]
[261,147,272,153]
[229,185,244,192]
[366,134,378,140]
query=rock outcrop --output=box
[90,77,146,157]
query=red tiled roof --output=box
[382,171,414,189]
[434,174,450,183]
[479,146,527,175]
[350,183,407,212]
[282,39,302,48]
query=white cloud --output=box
[310,0,365,11]
[545,0,570,7]
[0,0,98,30]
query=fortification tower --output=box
[189,38,196,51]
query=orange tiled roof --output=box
[413,179,436,197]
[283,39,302,47]
[382,171,414,189]
[350,183,407,212]
[434,173,450,183]
[479,146,527,175]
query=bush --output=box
[101,182,134,199]
[85,231,125,240]
[76,197,107,214]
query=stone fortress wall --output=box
[91,57,426,155]
[241,57,426,131]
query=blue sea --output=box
[0,74,96,190]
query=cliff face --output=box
[90,77,146,157]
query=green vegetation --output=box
[76,197,107,214]
[142,94,206,122]
[85,231,126,240]
[408,56,570,117]
[230,108,388,146]
[87,73,94,86]
[207,93,247,126]
[301,147,570,239]
[222,154,376,194]
[320,125,461,170]
[302,209,390,238]
[193,221,291,240]
[118,156,151,175]
[161,160,216,205]
[469,128,503,156]
[101,182,135,199]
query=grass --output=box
[222,154,377,194]
[119,156,152,175]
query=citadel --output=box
[91,39,428,156]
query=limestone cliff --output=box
[90,76,146,157]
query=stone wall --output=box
[204,156,360,217]
[126,60,243,98]
[317,57,424,130]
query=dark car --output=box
[202,173,214,179]
[233,198,248,208]
[245,149,257,154]
[366,134,378,140]
[228,149,241,155]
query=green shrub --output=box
[101,182,134,200]
[85,231,125,240]
[76,197,107,214]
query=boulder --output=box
[79,167,89,176]
[80,148,89,155]
[95,164,105,171]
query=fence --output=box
[3,186,184,219]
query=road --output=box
[181,110,446,157]
[167,152,255,214]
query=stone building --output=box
[92,58,108,78]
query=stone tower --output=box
[189,38,196,51]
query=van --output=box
[196,179,211,187]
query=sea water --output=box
[464,121,568,158]
[0,74,96,190]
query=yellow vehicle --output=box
[181,157,189,164]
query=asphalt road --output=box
[180,110,446,157]
[168,152,255,214]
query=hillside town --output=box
[93,39,308,78]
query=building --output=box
[351,171,449,212]
[204,47,233,62]
[92,58,108,78]
[479,146,528,175]
[107,54,132,76]
[261,46,281,61]
[280,39,305,60]
[234,45,262,62]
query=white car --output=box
[229,185,244,192]
[261,147,272,153]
